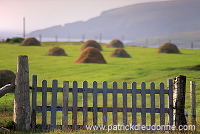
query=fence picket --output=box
[51,80,58,130]
[150,82,155,126]
[160,83,165,126]
[93,81,98,125]
[72,81,78,130]
[103,81,108,126]
[122,82,127,125]
[132,82,137,125]
[83,81,88,128]
[112,82,118,125]
[62,81,69,131]
[141,82,146,125]
[168,79,173,125]
[31,75,37,129]
[42,80,47,130]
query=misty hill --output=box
[28,0,200,41]
[127,31,200,48]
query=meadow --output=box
[0,41,200,133]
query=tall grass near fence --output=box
[0,42,200,132]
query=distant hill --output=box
[127,31,200,48]
[28,0,200,42]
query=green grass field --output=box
[0,42,200,133]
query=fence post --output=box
[173,75,187,127]
[190,81,196,126]
[13,55,30,130]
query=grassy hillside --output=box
[0,42,200,132]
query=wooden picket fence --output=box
[31,74,174,131]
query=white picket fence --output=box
[31,74,174,131]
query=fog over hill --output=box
[28,0,200,44]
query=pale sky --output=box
[0,0,170,36]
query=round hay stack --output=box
[107,39,124,48]
[157,42,180,54]
[46,46,67,56]
[0,70,16,88]
[81,40,102,51]
[74,47,107,64]
[21,37,41,46]
[110,48,131,58]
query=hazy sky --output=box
[0,0,170,35]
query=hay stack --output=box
[74,47,107,64]
[0,70,16,88]
[110,48,131,58]
[46,46,67,56]
[157,42,180,54]
[21,37,41,46]
[81,40,102,51]
[107,39,124,48]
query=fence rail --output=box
[31,75,173,131]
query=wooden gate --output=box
[31,75,173,131]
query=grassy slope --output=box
[0,42,200,132]
[1,42,199,85]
